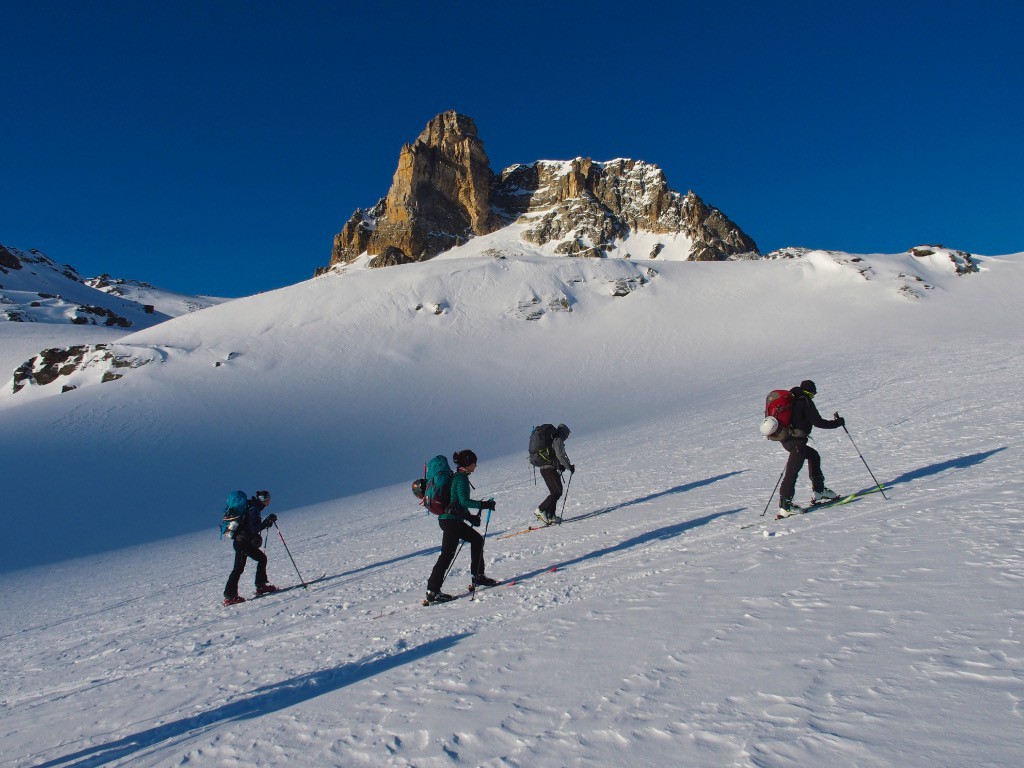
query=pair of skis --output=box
[419,566,560,609]
[420,578,515,607]
[740,486,886,529]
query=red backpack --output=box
[760,389,795,441]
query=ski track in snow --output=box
[2,254,1024,767]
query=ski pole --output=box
[761,471,784,516]
[440,540,464,589]
[837,414,888,499]
[273,521,308,589]
[560,470,573,517]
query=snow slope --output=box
[0,244,227,379]
[1,241,1022,766]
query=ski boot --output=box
[535,508,560,526]
[255,583,279,596]
[776,497,806,519]
[472,575,499,588]
[425,590,454,604]
[812,487,841,504]
[223,595,246,606]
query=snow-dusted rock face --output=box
[763,245,982,300]
[0,244,163,327]
[323,112,759,272]
[494,158,758,260]
[10,343,158,395]
[1,243,223,327]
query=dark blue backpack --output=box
[220,490,248,538]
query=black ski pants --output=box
[538,467,563,516]
[780,438,825,502]
[427,518,484,593]
[225,534,269,598]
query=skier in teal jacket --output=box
[425,450,498,603]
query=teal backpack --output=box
[220,490,248,538]
[412,455,454,515]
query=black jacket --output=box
[788,387,842,436]
[233,497,271,541]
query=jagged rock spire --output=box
[328,111,502,268]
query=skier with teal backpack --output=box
[424,450,499,604]
[223,490,279,605]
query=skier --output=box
[425,450,498,603]
[223,490,279,605]
[777,380,845,516]
[533,423,574,525]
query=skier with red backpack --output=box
[425,450,499,604]
[765,380,845,516]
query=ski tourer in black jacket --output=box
[779,381,844,509]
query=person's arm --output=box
[810,402,842,429]
[553,437,572,471]
[451,473,485,512]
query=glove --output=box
[568,464,576,474]
[482,499,496,511]
[469,513,482,526]
[264,513,277,527]
[833,412,845,427]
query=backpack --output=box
[220,490,248,538]
[412,455,454,515]
[760,389,799,441]
[528,424,557,466]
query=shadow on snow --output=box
[32,633,471,768]
[510,507,742,584]
[561,470,745,526]
[882,447,1006,489]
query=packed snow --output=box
[1,240,1022,767]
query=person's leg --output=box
[427,521,462,593]
[538,467,563,516]
[806,446,824,492]
[224,539,248,598]
[463,525,485,577]
[250,544,269,588]
[780,440,808,502]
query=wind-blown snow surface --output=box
[1,244,1022,766]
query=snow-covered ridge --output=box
[0,243,224,326]
[3,242,988,402]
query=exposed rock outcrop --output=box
[325,111,503,270]
[322,112,759,272]
[494,158,758,260]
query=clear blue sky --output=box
[3,1,1021,298]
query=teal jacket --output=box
[440,471,485,522]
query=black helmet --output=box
[799,380,817,395]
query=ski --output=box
[252,572,328,597]
[740,486,886,529]
[498,519,561,539]
[776,493,856,519]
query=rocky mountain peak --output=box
[326,110,503,269]
[321,113,759,272]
